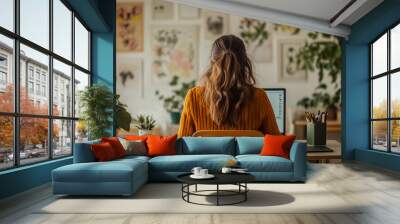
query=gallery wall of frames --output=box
[116,0,342,136]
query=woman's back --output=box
[177,87,279,136]
[177,35,279,137]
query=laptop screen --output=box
[264,88,286,134]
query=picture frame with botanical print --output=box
[151,25,199,84]
[116,57,144,98]
[152,0,174,20]
[239,18,273,63]
[277,39,307,82]
[178,5,200,20]
[203,11,229,40]
[116,2,144,52]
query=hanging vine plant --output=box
[290,32,342,116]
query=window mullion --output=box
[388,30,391,152]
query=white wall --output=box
[117,0,340,134]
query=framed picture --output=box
[277,39,307,82]
[178,5,200,20]
[203,11,229,40]
[151,25,199,83]
[152,0,174,20]
[239,18,272,63]
[116,2,144,52]
[116,57,144,99]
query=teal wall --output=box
[0,0,115,200]
[343,0,400,171]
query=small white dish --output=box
[190,174,215,179]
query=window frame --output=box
[0,0,92,171]
[370,21,400,154]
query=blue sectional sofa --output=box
[52,137,307,196]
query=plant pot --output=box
[326,105,338,121]
[138,129,151,136]
[170,112,181,124]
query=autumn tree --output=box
[0,85,59,152]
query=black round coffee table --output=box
[177,173,255,206]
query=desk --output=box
[301,140,342,163]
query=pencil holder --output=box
[307,122,326,146]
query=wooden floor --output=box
[1,162,400,224]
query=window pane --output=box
[75,120,88,143]
[0,35,14,112]
[20,44,49,115]
[372,33,387,76]
[372,121,388,151]
[391,120,400,153]
[20,117,49,165]
[20,0,49,49]
[391,72,400,118]
[372,76,387,119]
[0,116,13,170]
[0,0,14,31]
[74,18,89,70]
[53,0,72,60]
[391,24,400,70]
[53,59,72,117]
[74,69,89,118]
[53,119,72,157]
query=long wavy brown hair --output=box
[202,35,255,126]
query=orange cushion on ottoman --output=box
[91,142,117,161]
[260,135,296,159]
[146,135,177,157]
[101,137,126,158]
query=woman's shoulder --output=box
[253,88,267,99]
[187,86,203,96]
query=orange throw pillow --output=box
[125,135,148,142]
[91,142,117,162]
[260,135,296,159]
[101,137,126,158]
[146,135,177,157]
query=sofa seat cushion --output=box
[149,154,235,172]
[53,159,147,183]
[236,155,293,172]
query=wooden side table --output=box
[302,140,342,163]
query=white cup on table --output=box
[191,167,202,176]
[199,169,208,176]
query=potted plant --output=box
[132,114,156,136]
[79,84,132,140]
[155,76,196,124]
[290,32,341,120]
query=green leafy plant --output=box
[114,94,132,132]
[132,114,156,131]
[79,84,132,140]
[290,32,341,110]
[155,76,196,113]
[239,18,269,47]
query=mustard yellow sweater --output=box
[177,87,280,137]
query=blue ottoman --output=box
[52,157,148,196]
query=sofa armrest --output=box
[289,141,307,181]
[73,140,100,163]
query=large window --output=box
[0,0,91,171]
[370,22,400,153]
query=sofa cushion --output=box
[149,154,235,172]
[180,137,235,155]
[53,158,147,183]
[236,137,264,155]
[73,139,100,163]
[236,155,293,172]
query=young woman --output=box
[177,35,279,137]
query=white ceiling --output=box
[227,0,352,23]
[169,0,384,37]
